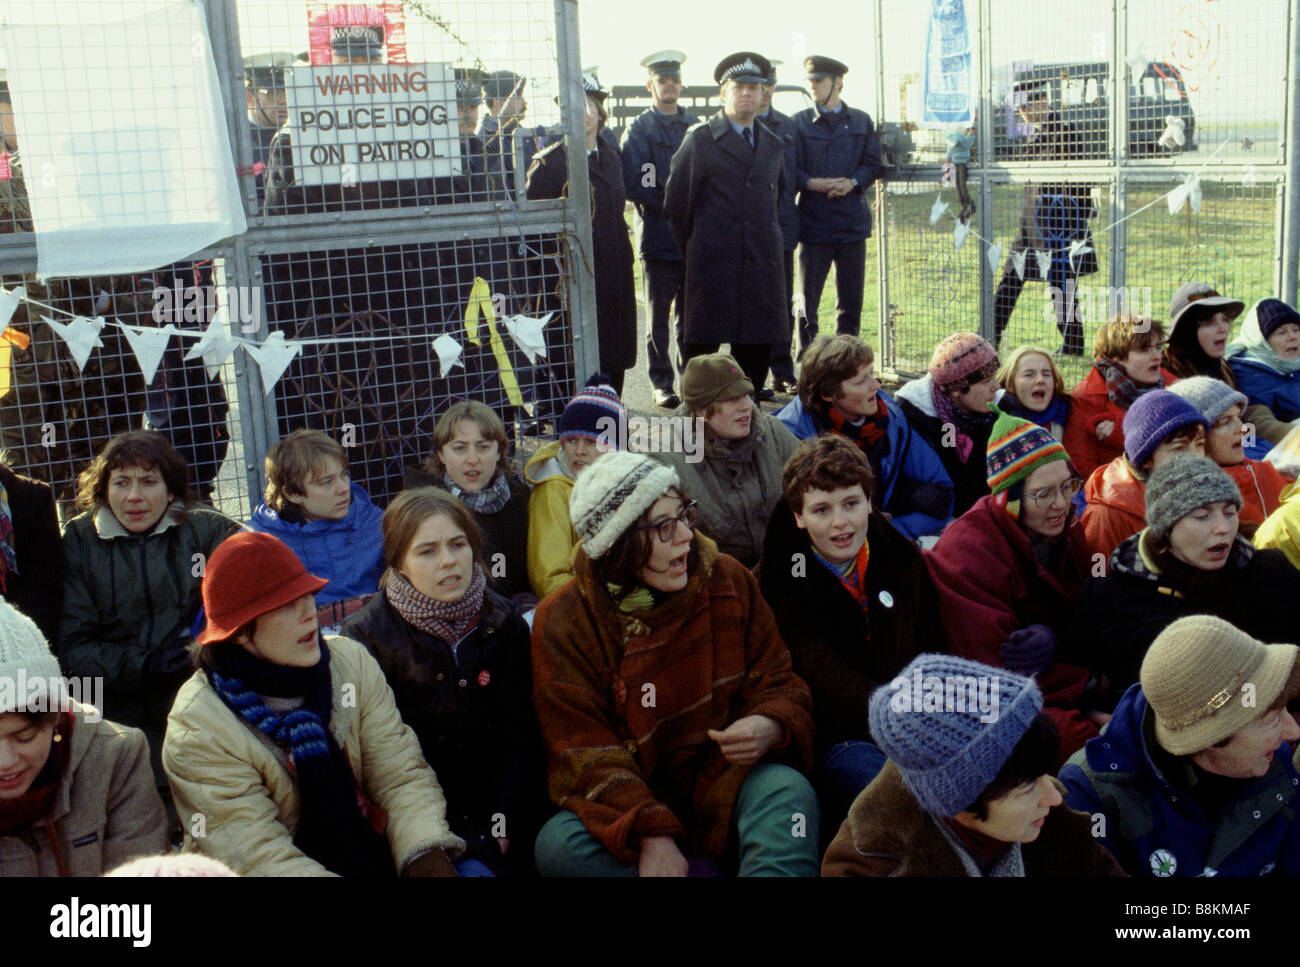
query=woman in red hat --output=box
[161,531,465,876]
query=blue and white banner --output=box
[923,0,974,124]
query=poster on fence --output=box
[285,62,464,184]
[923,0,974,124]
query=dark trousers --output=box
[798,239,867,356]
[643,259,686,393]
[607,369,625,396]
[684,342,772,396]
[768,249,797,383]
[992,249,1085,355]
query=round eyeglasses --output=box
[1023,477,1083,507]
[637,499,699,542]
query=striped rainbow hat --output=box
[985,407,1070,494]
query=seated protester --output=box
[823,654,1123,877]
[1170,376,1292,536]
[896,332,1000,517]
[532,452,818,877]
[1081,455,1300,696]
[1081,390,1208,559]
[1226,298,1300,443]
[0,601,170,876]
[1062,615,1300,878]
[248,430,384,632]
[0,459,62,643]
[996,344,1070,442]
[403,401,532,603]
[926,410,1107,763]
[774,335,953,540]
[524,374,622,598]
[163,532,465,877]
[59,431,240,791]
[654,353,798,567]
[341,489,547,877]
[1064,313,1177,482]
[756,436,946,830]
[1255,483,1300,568]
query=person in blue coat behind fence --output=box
[248,430,384,632]
[1060,614,1300,878]
[776,334,953,541]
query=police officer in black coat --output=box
[621,50,699,409]
[663,52,786,391]
[758,59,801,397]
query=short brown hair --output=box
[781,436,875,513]
[264,430,348,513]
[75,431,191,512]
[381,487,487,586]
[996,345,1067,397]
[592,486,693,600]
[423,401,511,479]
[798,334,875,414]
[1093,313,1166,361]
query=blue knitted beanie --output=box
[869,653,1043,817]
[1121,389,1208,469]
[559,372,625,443]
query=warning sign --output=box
[285,62,463,185]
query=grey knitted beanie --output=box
[868,653,1043,817]
[1144,454,1243,544]
[1168,376,1248,425]
[0,599,67,715]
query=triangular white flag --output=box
[245,331,302,397]
[183,316,240,380]
[1010,250,1027,281]
[1035,249,1053,279]
[432,334,464,377]
[1167,181,1191,214]
[986,242,1003,273]
[43,314,104,371]
[953,221,971,251]
[118,322,176,385]
[1068,238,1094,272]
[502,311,554,364]
[930,193,949,226]
[0,285,25,330]
[1243,165,1259,189]
[1185,173,1202,213]
[1127,49,1151,79]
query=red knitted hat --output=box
[929,332,998,389]
[196,531,329,645]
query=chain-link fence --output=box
[0,0,595,520]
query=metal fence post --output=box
[976,0,995,344]
[874,0,892,366]
[1111,0,1128,297]
[1281,0,1300,303]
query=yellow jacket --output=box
[524,440,579,598]
[1254,480,1300,569]
[162,635,464,876]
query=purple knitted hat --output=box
[929,332,998,390]
[1122,389,1208,469]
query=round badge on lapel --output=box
[878,590,894,608]
[478,670,491,687]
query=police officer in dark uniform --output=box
[621,50,699,408]
[664,52,786,391]
[758,58,800,398]
[478,71,555,200]
[243,52,292,212]
[793,56,884,355]
[992,78,1097,356]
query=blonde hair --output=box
[264,430,347,512]
[423,401,511,479]
[996,345,1066,398]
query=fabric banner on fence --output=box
[923,0,974,124]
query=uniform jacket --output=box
[621,106,700,260]
[247,482,385,605]
[402,465,533,600]
[527,140,638,372]
[1081,456,1147,560]
[759,108,800,250]
[524,440,578,599]
[1061,684,1300,877]
[531,534,814,864]
[1064,366,1179,482]
[0,462,63,643]
[664,112,787,345]
[1255,480,1300,568]
[1081,530,1300,696]
[822,760,1124,877]
[756,503,945,755]
[925,496,1098,760]
[775,391,954,540]
[793,102,885,244]
[477,115,546,200]
[162,634,465,877]
[895,374,994,517]
[653,404,798,568]
[341,586,548,873]
[0,703,169,877]
[58,504,240,741]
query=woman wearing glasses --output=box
[926,410,1110,764]
[530,451,818,876]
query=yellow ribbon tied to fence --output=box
[0,326,31,398]
[462,276,523,407]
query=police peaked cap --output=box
[804,55,849,79]
[482,70,526,101]
[714,51,772,85]
[582,66,607,101]
[641,50,687,77]
[765,58,782,85]
[454,67,486,106]
[331,24,384,58]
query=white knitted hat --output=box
[0,600,67,715]
[569,451,680,559]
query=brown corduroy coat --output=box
[531,534,814,864]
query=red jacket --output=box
[1064,366,1179,481]
[1226,460,1294,536]
[925,495,1098,762]
[1081,457,1146,561]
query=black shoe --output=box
[653,388,681,408]
[757,387,776,402]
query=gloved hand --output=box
[403,847,459,877]
[998,624,1057,675]
[143,638,194,679]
